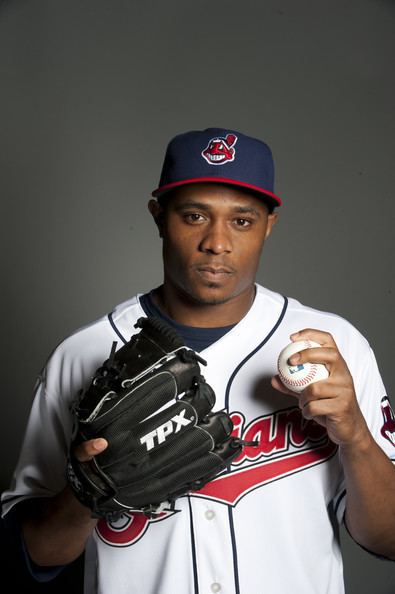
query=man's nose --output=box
[199,221,232,254]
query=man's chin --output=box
[189,286,234,306]
[193,295,230,306]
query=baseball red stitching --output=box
[278,340,322,389]
[278,363,319,388]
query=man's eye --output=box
[185,213,204,222]
[235,218,251,227]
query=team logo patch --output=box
[201,133,237,165]
[380,396,395,447]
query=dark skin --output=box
[147,183,278,327]
[22,183,278,565]
[21,183,395,565]
[272,329,395,557]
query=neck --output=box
[152,284,256,328]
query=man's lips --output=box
[195,265,234,281]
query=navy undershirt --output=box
[139,290,236,351]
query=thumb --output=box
[74,438,108,462]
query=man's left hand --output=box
[271,329,370,448]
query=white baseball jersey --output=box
[2,284,395,594]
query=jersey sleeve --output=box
[1,304,140,516]
[334,341,395,523]
[356,348,395,459]
[1,348,78,515]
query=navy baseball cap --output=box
[152,127,282,207]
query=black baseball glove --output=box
[67,316,243,518]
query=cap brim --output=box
[152,177,282,207]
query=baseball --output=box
[277,339,329,393]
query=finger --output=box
[74,438,108,462]
[271,375,300,398]
[290,329,337,348]
[298,385,335,410]
[299,396,348,422]
[299,377,355,404]
[288,346,338,368]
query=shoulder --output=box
[42,294,146,395]
[61,294,144,349]
[254,284,371,355]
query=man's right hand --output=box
[73,438,108,462]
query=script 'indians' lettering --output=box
[96,407,337,547]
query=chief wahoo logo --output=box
[202,134,237,165]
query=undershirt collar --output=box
[139,291,235,352]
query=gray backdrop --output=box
[1,0,394,592]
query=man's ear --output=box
[265,212,278,240]
[148,199,164,237]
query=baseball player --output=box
[2,128,395,594]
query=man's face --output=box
[150,183,277,307]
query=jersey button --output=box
[205,510,216,520]
[211,583,221,593]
